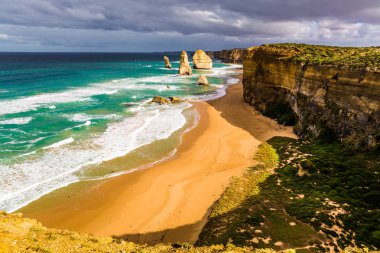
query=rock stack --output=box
[198,75,209,85]
[163,56,172,69]
[193,50,212,69]
[178,51,192,75]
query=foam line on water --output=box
[0,117,33,125]
[42,137,74,150]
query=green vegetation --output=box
[197,138,380,252]
[260,43,380,70]
[0,212,268,253]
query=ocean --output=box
[0,52,240,212]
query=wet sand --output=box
[21,74,296,244]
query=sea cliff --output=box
[210,49,247,64]
[243,44,380,149]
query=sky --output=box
[0,0,379,52]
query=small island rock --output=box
[198,75,209,85]
[193,49,213,69]
[178,51,192,75]
[163,56,172,69]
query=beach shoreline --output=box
[20,72,297,244]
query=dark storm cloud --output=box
[0,0,379,51]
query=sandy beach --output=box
[21,73,296,244]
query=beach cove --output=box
[19,72,296,244]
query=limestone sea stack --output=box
[163,56,172,69]
[178,51,192,75]
[193,49,213,69]
[198,75,209,85]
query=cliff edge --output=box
[243,44,380,149]
[211,49,247,64]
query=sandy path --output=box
[21,75,296,244]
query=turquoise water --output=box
[0,52,240,212]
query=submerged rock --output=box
[193,49,213,69]
[178,51,192,75]
[198,75,209,85]
[163,56,172,69]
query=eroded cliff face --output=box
[211,49,247,64]
[243,44,380,149]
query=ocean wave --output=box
[0,64,239,117]
[0,117,33,125]
[0,77,182,117]
[0,103,191,212]
[63,113,120,122]
[0,63,241,211]
[42,137,74,150]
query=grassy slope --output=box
[0,211,277,253]
[197,138,380,252]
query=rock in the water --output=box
[178,51,192,75]
[163,56,172,69]
[198,75,209,85]
[151,96,169,105]
[193,49,212,69]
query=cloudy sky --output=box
[0,0,379,52]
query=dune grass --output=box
[197,137,380,252]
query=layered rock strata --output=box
[193,50,212,69]
[212,49,247,64]
[243,44,380,149]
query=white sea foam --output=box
[64,113,119,122]
[0,117,33,125]
[0,77,182,117]
[0,103,190,212]
[42,137,74,150]
[48,105,56,109]
[0,64,239,117]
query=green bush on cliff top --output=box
[260,43,380,70]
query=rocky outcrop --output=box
[151,96,170,104]
[243,44,380,149]
[151,96,183,105]
[198,75,209,85]
[212,49,247,64]
[193,50,212,69]
[178,51,192,75]
[163,56,172,69]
